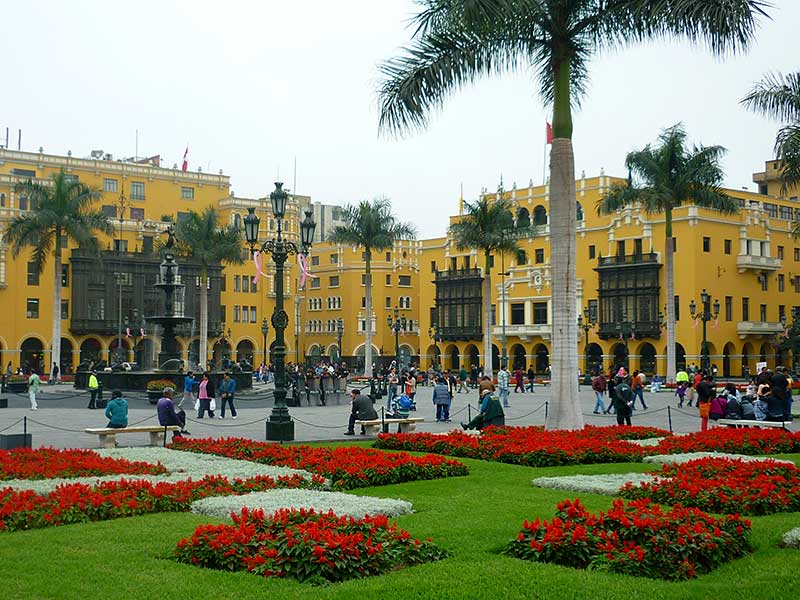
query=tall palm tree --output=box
[328,198,416,378]
[174,207,243,370]
[377,0,767,430]
[449,197,519,378]
[742,71,800,194]
[597,124,738,382]
[3,170,113,374]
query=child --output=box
[675,381,687,408]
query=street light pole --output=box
[244,184,316,442]
[501,254,508,369]
[336,318,344,363]
[578,307,596,375]
[116,190,127,364]
[261,317,269,370]
[689,289,719,372]
[428,326,441,369]
[387,307,406,368]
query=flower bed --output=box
[172,437,468,490]
[0,448,166,480]
[175,508,448,584]
[621,457,800,515]
[504,498,752,580]
[375,426,670,467]
[653,428,800,456]
[0,473,323,532]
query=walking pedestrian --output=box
[218,372,237,419]
[197,372,216,419]
[591,372,607,414]
[457,366,468,393]
[27,369,41,410]
[179,371,196,409]
[526,365,535,392]
[87,371,100,409]
[513,366,525,393]
[675,381,687,408]
[631,370,648,410]
[49,362,59,386]
[497,365,510,408]
[432,377,452,422]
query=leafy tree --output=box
[174,207,244,369]
[598,124,738,382]
[449,197,519,377]
[328,198,416,377]
[4,170,113,374]
[742,72,800,194]
[377,0,767,430]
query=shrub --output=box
[653,428,800,456]
[0,447,166,481]
[175,508,449,584]
[146,379,177,392]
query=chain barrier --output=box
[24,418,87,434]
[505,402,549,421]
[290,416,348,430]
[672,407,702,419]
[0,418,24,433]
[183,415,269,428]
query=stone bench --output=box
[717,419,791,430]
[85,425,181,448]
[355,417,424,436]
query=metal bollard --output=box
[667,405,673,433]
[467,404,472,423]
[381,406,388,434]
[544,400,549,422]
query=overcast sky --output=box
[1,1,795,238]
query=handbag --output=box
[194,399,200,411]
[698,402,711,418]
[210,398,216,411]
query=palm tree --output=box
[328,198,416,378]
[377,0,767,430]
[174,207,244,370]
[3,170,113,374]
[742,72,800,194]
[449,197,519,378]
[597,124,738,382]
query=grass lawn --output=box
[1,447,799,599]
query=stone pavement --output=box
[0,381,780,449]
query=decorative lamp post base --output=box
[266,418,294,442]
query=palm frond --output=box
[742,71,800,123]
[326,197,416,252]
[774,124,800,195]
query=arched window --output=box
[233,214,242,230]
[516,207,531,228]
[533,205,548,225]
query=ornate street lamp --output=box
[115,189,127,363]
[428,325,442,369]
[244,184,316,442]
[578,306,596,375]
[261,317,269,369]
[336,318,344,363]
[387,307,407,368]
[689,288,720,372]
[613,310,636,370]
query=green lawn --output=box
[1,449,799,599]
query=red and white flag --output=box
[140,328,146,338]
[546,122,553,145]
[181,146,189,172]
[125,327,131,338]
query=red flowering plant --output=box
[653,428,800,455]
[621,457,800,515]
[0,447,166,480]
[171,437,468,490]
[375,426,670,467]
[0,473,325,532]
[504,498,752,581]
[175,507,448,584]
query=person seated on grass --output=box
[156,387,189,439]
[461,389,505,431]
[344,388,378,436]
[104,390,128,429]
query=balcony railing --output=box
[493,324,551,341]
[736,254,781,272]
[736,321,784,338]
[597,252,659,268]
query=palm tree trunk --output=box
[483,250,493,379]
[665,208,676,383]
[199,267,209,370]
[545,57,582,431]
[364,249,373,377]
[51,231,62,378]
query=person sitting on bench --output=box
[344,388,378,436]
[461,389,505,430]
[104,390,128,429]
[156,387,189,439]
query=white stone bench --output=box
[355,417,424,436]
[717,419,791,430]
[85,425,181,448]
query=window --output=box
[177,212,190,223]
[725,296,732,321]
[102,205,117,218]
[18,195,28,211]
[510,303,525,325]
[113,271,132,286]
[796,248,800,262]
[779,274,785,292]
[616,240,625,256]
[450,257,457,271]
[130,181,145,200]
[27,262,39,286]
[12,168,36,178]
[220,305,226,324]
[386,274,391,285]
[702,237,710,252]
[795,276,800,293]
[361,252,366,260]
[760,273,768,291]
[250,306,257,322]
[516,249,527,265]
[129,207,144,221]
[330,254,338,264]
[103,178,118,193]
[113,239,128,252]
[310,277,320,289]
[0,193,4,207]
[87,298,104,319]
[671,237,677,252]
[674,295,680,321]
[431,260,437,272]
[361,274,367,286]
[63,174,78,184]
[234,275,241,292]
[763,202,778,218]
[26,298,39,318]
[490,304,496,326]
[61,300,69,320]
[180,187,195,200]
[242,276,249,293]
[589,245,596,260]
[760,304,767,322]
[329,275,339,287]
[533,302,548,324]
[724,239,732,255]
[398,275,411,286]
[534,248,544,264]
[61,265,69,287]
[634,238,643,255]
[386,252,391,261]
[778,246,785,260]
[251,279,257,292]
[361,297,366,308]
[489,256,495,268]
[742,297,750,321]
[779,305,786,321]
[780,205,793,220]
[385,296,391,308]
[234,306,241,322]
[311,255,320,266]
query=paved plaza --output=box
[0,381,775,450]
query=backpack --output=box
[398,395,414,410]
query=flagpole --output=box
[542,133,547,185]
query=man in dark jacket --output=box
[462,389,505,430]
[612,375,633,426]
[345,388,378,435]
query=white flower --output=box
[644,452,795,466]
[2,448,325,494]
[625,437,667,447]
[533,473,657,496]
[190,489,414,519]
[781,528,800,549]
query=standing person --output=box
[612,372,633,426]
[432,377,452,422]
[526,364,535,392]
[457,366,468,393]
[675,382,687,408]
[591,372,607,414]
[676,369,689,386]
[696,375,714,432]
[344,388,378,435]
[5,362,11,376]
[470,365,479,388]
[87,370,100,409]
[49,362,59,386]
[197,372,216,419]
[404,372,417,403]
[386,368,399,411]
[630,370,648,410]
[684,381,696,407]
[27,369,41,410]
[497,364,510,408]
[606,371,617,415]
[104,390,128,428]
[180,371,196,409]
[513,366,525,393]
[157,387,189,439]
[218,372,238,419]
